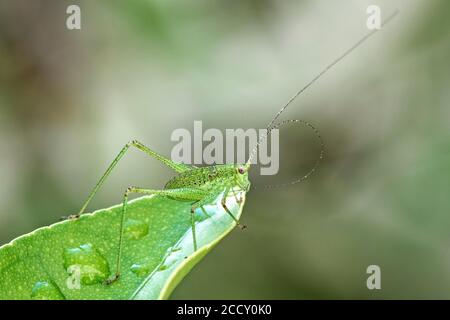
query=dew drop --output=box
[124,219,149,240]
[131,245,183,278]
[63,243,110,286]
[130,263,152,278]
[31,281,64,300]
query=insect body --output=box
[77,139,251,284]
[77,10,398,285]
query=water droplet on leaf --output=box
[124,219,149,240]
[31,281,64,300]
[63,243,110,286]
[130,263,152,277]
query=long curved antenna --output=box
[262,119,324,189]
[266,9,399,131]
[245,9,399,169]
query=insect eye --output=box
[238,167,245,174]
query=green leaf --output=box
[0,193,245,300]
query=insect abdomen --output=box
[164,165,233,190]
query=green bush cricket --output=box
[75,11,398,284]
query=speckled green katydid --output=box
[76,11,398,284]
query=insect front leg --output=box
[222,187,246,230]
[232,188,243,205]
[106,186,207,285]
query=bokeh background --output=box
[1,0,449,299]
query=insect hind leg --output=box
[105,186,209,284]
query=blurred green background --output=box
[0,0,449,299]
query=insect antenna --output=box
[263,119,324,189]
[244,9,399,185]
